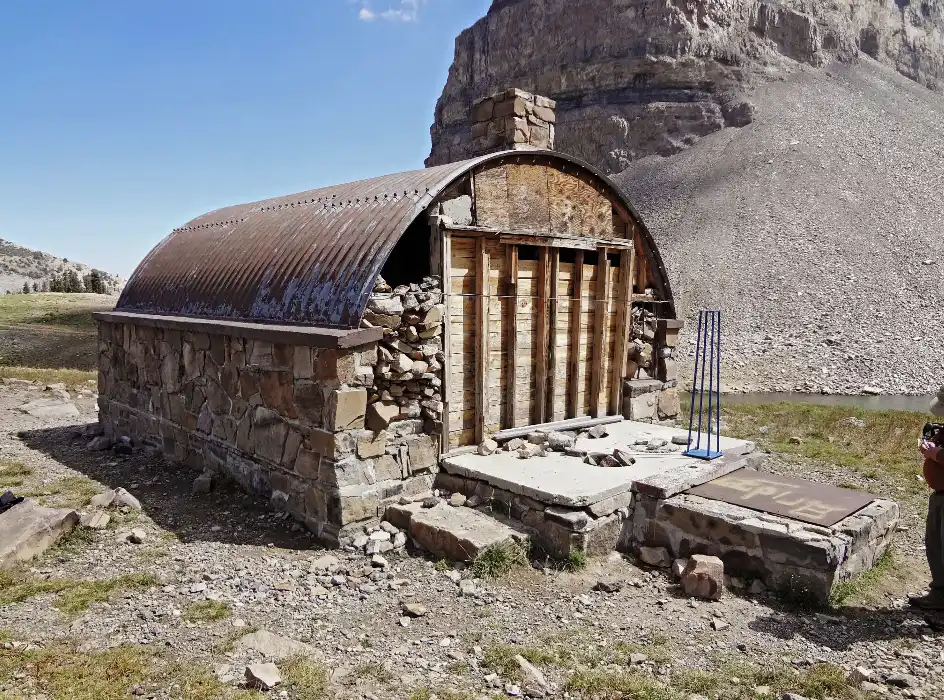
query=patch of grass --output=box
[19,475,100,509]
[435,559,451,573]
[0,293,109,329]
[559,548,587,572]
[0,366,97,387]
[0,460,34,489]
[410,688,478,700]
[0,640,151,700]
[183,600,232,623]
[349,662,397,685]
[566,669,677,699]
[473,606,493,619]
[483,643,556,680]
[280,656,330,698]
[830,549,906,607]
[673,660,859,700]
[47,525,96,556]
[721,402,930,494]
[471,540,529,579]
[154,663,263,700]
[0,570,157,616]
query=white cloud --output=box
[357,0,427,23]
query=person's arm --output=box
[920,441,944,465]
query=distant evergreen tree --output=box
[32,282,39,292]
[22,281,30,294]
[62,269,83,293]
[40,279,48,293]
[49,274,60,293]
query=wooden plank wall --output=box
[448,236,477,449]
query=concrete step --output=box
[386,501,527,562]
[0,500,79,570]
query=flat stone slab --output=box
[405,503,525,562]
[18,397,80,420]
[0,500,79,569]
[237,630,314,661]
[443,420,756,507]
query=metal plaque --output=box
[686,469,877,527]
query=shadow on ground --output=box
[17,423,323,553]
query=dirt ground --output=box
[1,380,942,700]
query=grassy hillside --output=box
[0,293,114,374]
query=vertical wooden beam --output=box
[546,248,560,421]
[504,245,518,429]
[589,247,611,417]
[534,247,550,425]
[567,251,585,419]
[609,247,636,415]
[634,233,648,295]
[474,237,490,444]
[440,228,452,450]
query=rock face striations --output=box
[427,0,944,174]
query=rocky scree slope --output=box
[0,238,123,295]
[428,0,944,395]
[617,60,944,396]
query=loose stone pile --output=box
[362,275,445,435]
[627,306,661,380]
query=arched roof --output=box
[118,150,674,329]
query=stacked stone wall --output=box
[624,308,681,422]
[97,281,446,545]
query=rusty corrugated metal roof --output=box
[117,150,675,328]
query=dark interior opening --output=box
[583,250,599,266]
[517,244,539,261]
[559,248,577,264]
[380,218,430,286]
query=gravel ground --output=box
[1,381,943,699]
[618,58,944,397]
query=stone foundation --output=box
[96,278,446,546]
[633,492,899,602]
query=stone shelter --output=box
[94,89,682,545]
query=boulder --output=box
[546,431,575,451]
[0,500,79,569]
[514,654,550,698]
[638,546,672,568]
[237,630,314,661]
[681,555,725,600]
[245,663,281,690]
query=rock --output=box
[331,575,347,586]
[513,655,550,698]
[839,416,867,428]
[192,472,214,495]
[505,438,525,451]
[127,528,146,544]
[402,602,427,618]
[885,673,917,688]
[711,618,729,631]
[478,438,499,456]
[638,546,672,568]
[587,424,609,439]
[0,500,79,570]
[238,630,314,661]
[518,443,543,459]
[544,431,575,451]
[18,397,80,419]
[80,511,110,530]
[612,449,635,467]
[862,386,883,395]
[310,554,340,571]
[112,488,141,511]
[779,695,809,700]
[465,495,482,508]
[629,653,648,665]
[422,496,440,508]
[89,490,116,508]
[787,436,803,445]
[594,578,624,593]
[87,436,113,452]
[366,401,400,432]
[671,434,689,445]
[847,667,873,685]
[371,555,389,568]
[647,438,668,450]
[393,532,407,547]
[748,579,767,596]
[526,431,548,445]
[458,579,476,596]
[113,442,132,456]
[245,663,281,690]
[380,521,399,534]
[449,493,467,507]
[671,558,689,579]
[680,554,725,601]
[369,530,391,542]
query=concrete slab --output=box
[0,500,79,569]
[442,420,755,508]
[18,397,80,420]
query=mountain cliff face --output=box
[427,0,944,173]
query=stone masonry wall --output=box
[97,296,445,545]
[624,307,681,422]
[467,88,556,158]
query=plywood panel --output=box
[507,163,550,233]
[474,165,509,230]
[576,178,614,239]
[548,168,583,235]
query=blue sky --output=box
[0,0,490,277]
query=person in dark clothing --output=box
[909,386,944,611]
